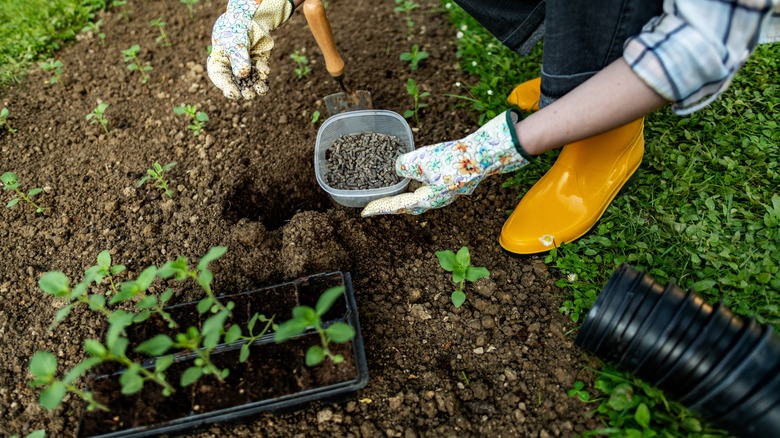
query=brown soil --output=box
[0,0,600,437]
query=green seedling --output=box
[393,0,419,37]
[173,104,208,136]
[2,172,44,213]
[180,0,200,19]
[0,107,17,134]
[435,246,490,307]
[81,19,106,45]
[567,380,591,402]
[402,77,429,126]
[311,110,321,125]
[40,59,63,85]
[31,247,275,412]
[113,0,130,20]
[150,18,171,47]
[10,430,45,438]
[122,44,153,84]
[400,44,428,71]
[86,102,110,134]
[137,161,176,197]
[274,286,356,366]
[290,49,311,79]
[85,250,126,297]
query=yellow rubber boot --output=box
[499,118,645,255]
[507,77,541,111]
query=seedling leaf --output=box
[84,339,108,357]
[29,351,57,378]
[52,303,74,328]
[435,250,456,272]
[197,297,213,314]
[137,295,158,309]
[451,290,466,307]
[306,345,325,366]
[39,272,69,297]
[134,334,173,356]
[274,318,309,341]
[63,357,101,385]
[119,366,144,395]
[40,381,66,410]
[197,246,227,271]
[455,246,470,268]
[155,355,174,373]
[181,366,203,386]
[325,322,355,343]
[224,324,242,343]
[635,403,651,429]
[96,250,111,268]
[315,285,345,316]
[240,344,251,362]
[465,266,490,282]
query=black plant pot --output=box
[77,271,368,438]
[575,263,780,438]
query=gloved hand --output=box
[207,0,294,100]
[361,109,534,217]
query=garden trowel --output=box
[303,0,373,116]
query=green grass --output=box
[442,0,779,436]
[0,0,108,86]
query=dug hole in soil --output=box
[0,0,600,436]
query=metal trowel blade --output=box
[324,90,373,116]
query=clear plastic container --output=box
[314,110,414,208]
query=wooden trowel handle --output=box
[303,0,345,79]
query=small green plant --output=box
[86,102,110,134]
[40,58,63,85]
[122,45,153,84]
[435,246,490,307]
[577,365,729,436]
[311,110,321,125]
[274,285,356,366]
[567,380,591,402]
[402,77,429,126]
[179,0,200,19]
[173,104,208,136]
[393,0,419,37]
[29,247,279,413]
[2,172,45,213]
[81,19,106,45]
[400,44,428,71]
[0,107,17,134]
[113,0,130,20]
[150,18,171,47]
[290,49,311,79]
[137,161,177,197]
[10,430,45,438]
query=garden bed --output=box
[0,0,599,436]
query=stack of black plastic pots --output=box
[575,263,780,437]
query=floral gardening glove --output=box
[361,109,534,217]
[207,0,294,100]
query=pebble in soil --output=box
[325,132,407,190]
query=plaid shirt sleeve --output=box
[623,0,780,115]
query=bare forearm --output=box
[517,58,669,156]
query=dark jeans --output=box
[453,0,662,107]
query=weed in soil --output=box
[137,161,176,197]
[1,171,44,213]
[436,246,490,307]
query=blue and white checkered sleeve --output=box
[623,0,779,116]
